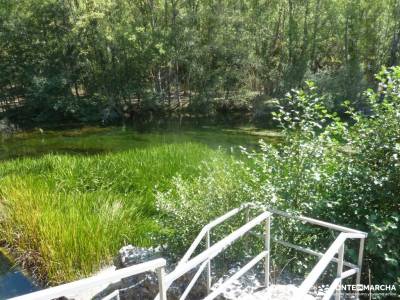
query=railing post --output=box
[264,215,271,288]
[245,207,250,254]
[355,238,364,300]
[245,207,250,224]
[206,230,211,294]
[335,244,345,300]
[157,266,167,300]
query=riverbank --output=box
[0,248,38,298]
[0,126,278,285]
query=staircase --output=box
[10,203,367,300]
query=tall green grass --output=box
[0,143,226,284]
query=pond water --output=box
[0,252,38,299]
[0,125,280,161]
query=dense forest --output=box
[1,0,400,124]
[0,0,400,297]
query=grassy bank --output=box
[0,142,230,284]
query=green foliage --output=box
[1,0,399,123]
[156,156,253,257]
[304,66,368,113]
[157,67,400,286]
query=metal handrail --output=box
[156,204,367,300]
[154,210,272,300]
[178,203,251,265]
[294,232,365,300]
[203,251,268,300]
[10,203,367,300]
[273,238,358,269]
[268,209,367,236]
[166,211,271,284]
[322,268,358,300]
[10,258,167,300]
[246,204,367,300]
[265,208,366,300]
[180,259,210,300]
[175,203,253,298]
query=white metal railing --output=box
[249,207,367,300]
[294,232,365,300]
[10,203,367,300]
[178,203,367,300]
[178,204,251,266]
[154,208,272,300]
[263,208,367,300]
[9,258,167,300]
[177,203,253,293]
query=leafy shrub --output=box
[157,67,400,287]
[304,65,368,114]
[156,154,252,256]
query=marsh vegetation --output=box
[0,126,275,284]
[0,0,399,296]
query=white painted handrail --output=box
[203,251,268,300]
[11,203,367,300]
[173,203,253,300]
[265,207,367,236]
[154,210,272,300]
[166,211,271,286]
[321,268,358,300]
[10,258,167,300]
[157,204,367,300]
[247,204,367,300]
[178,203,251,265]
[294,232,365,300]
[250,236,358,269]
[180,259,210,300]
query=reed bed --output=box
[0,142,226,284]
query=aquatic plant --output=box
[0,143,225,284]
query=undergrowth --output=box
[0,143,226,284]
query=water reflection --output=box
[0,252,38,299]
